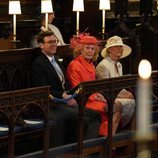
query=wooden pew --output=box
[12,71,158,158]
[0,45,73,157]
[0,86,50,158]
[15,137,107,158]
[0,45,73,92]
[0,46,158,158]
[76,71,158,158]
[0,48,37,91]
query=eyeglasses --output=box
[44,40,59,45]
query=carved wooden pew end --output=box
[0,86,50,157]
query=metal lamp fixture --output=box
[41,0,53,31]
[9,0,21,42]
[73,0,84,35]
[99,0,110,39]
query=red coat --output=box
[67,55,96,87]
[67,55,108,136]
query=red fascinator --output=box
[70,33,98,49]
[79,35,98,44]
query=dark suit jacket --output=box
[31,51,70,98]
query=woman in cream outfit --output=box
[96,35,135,127]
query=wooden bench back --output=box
[77,71,158,158]
[0,45,73,92]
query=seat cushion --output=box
[0,125,22,136]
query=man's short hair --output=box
[37,31,55,44]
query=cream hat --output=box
[101,35,132,58]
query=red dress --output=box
[67,55,108,136]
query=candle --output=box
[73,0,84,35]
[45,13,48,31]
[102,10,105,39]
[13,14,16,41]
[76,11,79,35]
[99,0,110,40]
[136,59,152,139]
[9,1,21,42]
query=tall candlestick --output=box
[9,0,21,42]
[76,11,79,35]
[73,0,84,35]
[99,0,110,39]
[136,59,152,139]
[102,10,105,39]
[13,14,16,41]
[45,13,48,31]
[41,0,53,31]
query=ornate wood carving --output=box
[0,86,50,157]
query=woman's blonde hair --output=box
[70,34,100,62]
[72,43,99,62]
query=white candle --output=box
[76,11,79,35]
[45,13,48,31]
[136,59,152,139]
[13,14,16,41]
[99,0,110,39]
[102,10,105,39]
[73,0,84,35]
[102,10,105,35]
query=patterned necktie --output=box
[51,57,65,89]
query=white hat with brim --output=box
[101,36,132,59]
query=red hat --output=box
[70,34,98,49]
[79,35,98,44]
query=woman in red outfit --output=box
[67,34,121,136]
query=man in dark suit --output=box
[31,31,101,147]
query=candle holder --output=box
[10,39,20,49]
[9,0,21,43]
[99,0,110,40]
[73,0,84,35]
